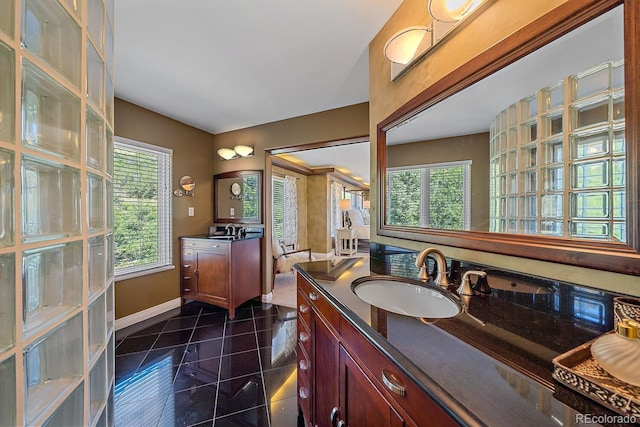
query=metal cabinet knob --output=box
[183,264,191,268]
[299,332,310,343]
[299,360,309,371]
[309,292,318,301]
[330,407,339,425]
[183,288,191,292]
[336,421,346,427]
[299,387,309,399]
[381,369,406,396]
[299,304,309,314]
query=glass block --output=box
[507,150,517,171]
[22,241,82,337]
[21,155,81,242]
[523,145,537,168]
[542,166,563,191]
[521,219,537,234]
[613,222,626,243]
[499,175,506,195]
[542,82,563,110]
[499,133,507,152]
[543,111,563,137]
[571,96,608,130]
[87,172,104,232]
[612,61,624,90]
[541,194,563,218]
[0,356,16,427]
[613,92,624,121]
[88,235,106,297]
[0,0,15,38]
[22,0,81,87]
[106,180,113,230]
[0,148,15,248]
[0,42,15,143]
[96,407,107,427]
[106,283,114,333]
[499,153,506,174]
[87,40,104,109]
[523,171,537,193]
[24,314,83,425]
[571,130,609,160]
[106,74,114,125]
[523,195,537,217]
[540,220,563,236]
[499,110,507,132]
[520,121,537,145]
[507,104,517,127]
[22,60,81,161]
[88,295,106,362]
[508,173,517,194]
[0,253,16,353]
[86,107,104,172]
[508,220,517,233]
[58,0,81,17]
[88,0,104,51]
[572,159,608,189]
[107,332,114,383]
[612,190,625,219]
[508,197,517,217]
[569,221,609,239]
[544,139,563,164]
[499,198,506,217]
[572,63,609,100]
[42,382,84,427]
[612,129,625,154]
[612,158,625,187]
[106,385,114,427]
[106,19,113,75]
[106,128,114,177]
[90,352,107,423]
[106,233,113,282]
[571,191,609,219]
[520,95,537,120]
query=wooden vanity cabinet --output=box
[180,237,261,319]
[297,274,457,427]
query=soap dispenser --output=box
[591,319,640,386]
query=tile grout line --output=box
[211,310,229,425]
[253,304,272,427]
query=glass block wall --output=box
[489,61,626,241]
[0,0,115,425]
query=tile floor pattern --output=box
[115,300,301,427]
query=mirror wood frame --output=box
[377,0,639,276]
[214,170,263,224]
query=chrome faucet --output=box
[225,223,236,236]
[415,248,450,287]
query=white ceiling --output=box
[114,0,402,135]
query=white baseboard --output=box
[115,297,182,331]
[312,251,336,259]
[261,292,273,302]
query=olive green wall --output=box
[114,98,216,319]
[369,0,640,296]
[387,133,490,231]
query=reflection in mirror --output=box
[180,176,195,192]
[214,170,262,224]
[385,6,625,242]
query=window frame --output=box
[272,175,285,241]
[113,136,173,280]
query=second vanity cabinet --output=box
[180,237,261,319]
[297,273,456,427]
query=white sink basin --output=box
[351,276,462,319]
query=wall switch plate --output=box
[188,207,194,217]
[230,208,235,216]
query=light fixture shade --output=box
[384,26,431,65]
[217,148,236,160]
[234,145,254,157]
[339,199,351,211]
[363,200,370,209]
[428,0,477,23]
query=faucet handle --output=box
[457,270,486,296]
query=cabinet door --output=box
[195,251,228,301]
[313,314,340,427]
[339,346,404,427]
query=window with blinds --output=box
[113,137,173,279]
[272,176,285,240]
[386,161,471,230]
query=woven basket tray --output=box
[552,333,640,417]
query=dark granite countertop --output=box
[294,243,632,426]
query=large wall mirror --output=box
[214,170,263,224]
[377,0,639,275]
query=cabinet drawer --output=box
[298,369,312,425]
[340,318,457,427]
[297,289,312,327]
[297,342,311,392]
[181,239,230,252]
[297,274,339,329]
[298,321,312,358]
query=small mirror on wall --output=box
[214,170,263,224]
[174,176,195,197]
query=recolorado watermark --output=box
[576,413,637,424]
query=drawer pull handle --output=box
[330,407,339,424]
[183,264,191,268]
[299,304,309,314]
[183,277,191,280]
[299,332,310,343]
[382,369,406,396]
[308,292,318,301]
[183,288,191,292]
[299,387,309,400]
[299,360,309,371]
[337,421,345,427]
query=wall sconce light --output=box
[385,0,487,80]
[217,145,254,160]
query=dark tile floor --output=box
[114,300,300,427]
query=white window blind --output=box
[114,137,173,279]
[272,176,285,241]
